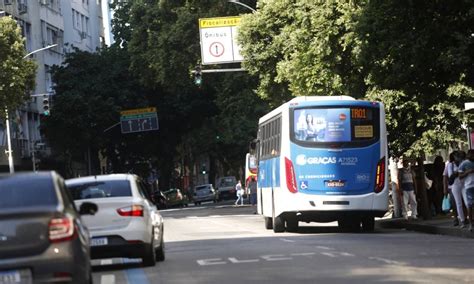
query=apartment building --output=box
[0,0,112,172]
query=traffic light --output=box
[42,95,50,116]
[194,65,202,86]
[201,164,207,175]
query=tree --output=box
[41,47,150,176]
[115,0,266,188]
[359,0,474,157]
[0,16,36,115]
[238,0,366,106]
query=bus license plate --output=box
[326,180,345,187]
[91,237,108,247]
[0,270,21,284]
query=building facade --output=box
[0,0,112,172]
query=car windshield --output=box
[0,176,58,209]
[67,180,132,200]
[195,185,210,191]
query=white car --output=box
[66,174,164,266]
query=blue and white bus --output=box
[255,96,388,232]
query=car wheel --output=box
[142,237,157,267]
[155,230,165,262]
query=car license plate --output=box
[0,270,21,284]
[91,237,108,247]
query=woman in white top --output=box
[450,151,467,227]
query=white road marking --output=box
[100,259,113,265]
[261,255,293,261]
[197,258,227,266]
[339,252,355,257]
[100,274,115,284]
[280,238,295,243]
[291,252,316,257]
[228,257,260,263]
[316,246,333,250]
[321,252,338,258]
[369,256,402,265]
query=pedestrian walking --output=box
[427,156,444,215]
[398,160,418,220]
[458,149,474,232]
[234,180,244,206]
[444,152,460,225]
[449,151,468,228]
[248,176,257,206]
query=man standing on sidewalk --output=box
[458,149,474,232]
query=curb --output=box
[377,219,474,239]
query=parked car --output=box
[153,190,168,210]
[164,189,189,208]
[193,184,218,205]
[216,176,237,200]
[66,174,165,266]
[0,171,97,283]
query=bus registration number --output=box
[325,180,345,187]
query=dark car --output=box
[0,172,97,283]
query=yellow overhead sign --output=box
[120,107,156,117]
[199,16,241,28]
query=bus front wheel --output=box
[264,217,273,230]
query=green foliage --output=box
[41,47,150,174]
[238,0,366,105]
[0,16,36,115]
[360,0,474,156]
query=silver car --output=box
[193,184,218,205]
[0,172,97,283]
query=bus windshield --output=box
[292,107,379,145]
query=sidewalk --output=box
[378,215,474,239]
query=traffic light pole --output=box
[4,108,14,173]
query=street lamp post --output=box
[227,0,256,12]
[4,44,58,173]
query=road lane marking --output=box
[291,252,316,257]
[228,257,259,264]
[321,252,338,258]
[261,255,293,261]
[101,259,113,265]
[197,258,227,266]
[280,238,295,243]
[368,256,402,265]
[125,268,149,284]
[101,275,115,284]
[316,246,333,250]
[339,252,355,257]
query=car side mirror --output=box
[79,202,98,215]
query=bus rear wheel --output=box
[273,215,285,233]
[264,217,273,230]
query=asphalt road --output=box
[92,202,474,284]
